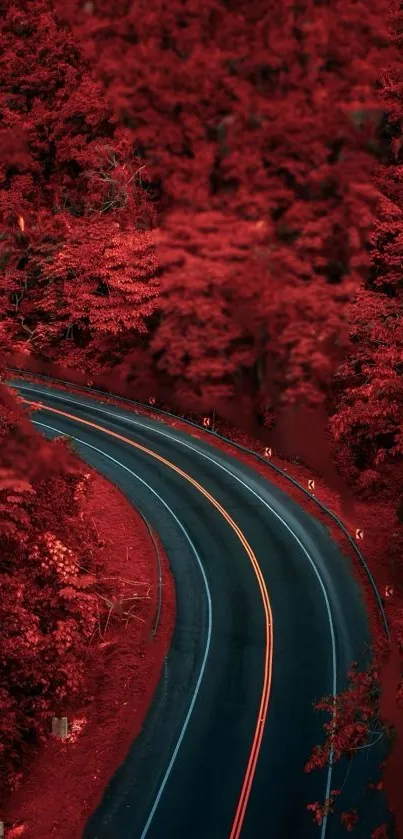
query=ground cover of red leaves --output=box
[1,465,175,839]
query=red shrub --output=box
[0,378,105,803]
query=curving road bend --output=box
[11,380,390,839]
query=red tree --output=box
[0,0,158,372]
[56,0,394,413]
[328,0,403,554]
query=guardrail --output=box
[6,365,390,640]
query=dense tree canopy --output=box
[48,0,403,527]
[0,0,158,372]
[53,0,396,410]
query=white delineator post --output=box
[52,716,69,738]
[60,717,68,738]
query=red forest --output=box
[0,0,402,836]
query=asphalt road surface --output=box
[11,379,391,839]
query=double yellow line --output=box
[22,398,273,838]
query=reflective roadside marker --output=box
[355,528,364,540]
[18,215,25,232]
[149,396,156,405]
[308,479,315,491]
[264,447,272,458]
[385,585,394,598]
[203,417,211,428]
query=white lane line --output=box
[26,384,336,836]
[33,420,212,839]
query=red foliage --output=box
[329,288,403,504]
[2,0,399,491]
[0,0,158,372]
[0,377,107,803]
[51,0,394,411]
[57,0,391,212]
[305,633,403,836]
[341,810,359,831]
[327,0,403,504]
[307,790,341,826]
[305,651,387,775]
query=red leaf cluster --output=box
[0,377,105,803]
[0,0,158,372]
[305,634,403,836]
[305,653,386,775]
[55,0,394,408]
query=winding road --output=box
[10,379,390,839]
